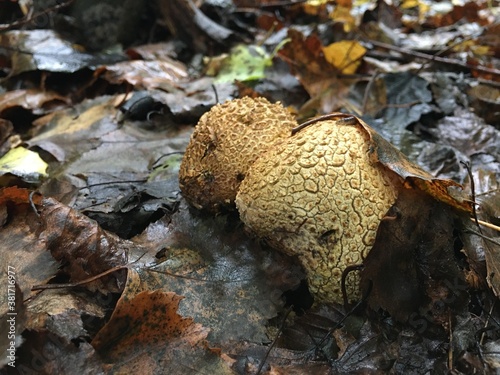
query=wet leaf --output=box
[345,114,472,212]
[13,330,105,374]
[428,108,499,159]
[29,96,120,163]
[0,30,123,75]
[0,187,55,300]
[0,89,69,116]
[0,147,48,184]
[38,198,129,293]
[361,187,468,321]
[92,289,231,374]
[129,202,304,346]
[25,289,106,340]
[92,290,208,355]
[377,72,433,149]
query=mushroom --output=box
[179,97,297,212]
[235,115,403,303]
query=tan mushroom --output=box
[235,116,403,303]
[179,97,297,212]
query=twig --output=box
[461,161,481,232]
[480,301,496,346]
[465,228,500,247]
[255,306,293,375]
[365,39,500,78]
[471,218,500,232]
[31,265,128,290]
[0,0,75,32]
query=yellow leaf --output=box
[322,40,366,74]
[401,0,419,8]
[452,40,492,56]
[330,5,356,32]
[0,147,48,183]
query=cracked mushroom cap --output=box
[179,97,297,212]
[235,117,402,303]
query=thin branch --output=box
[0,0,75,32]
[472,218,500,233]
[365,39,500,78]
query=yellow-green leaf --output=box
[0,147,48,183]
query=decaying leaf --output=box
[95,58,188,91]
[360,187,469,321]
[279,29,350,114]
[92,288,231,374]
[0,147,48,184]
[361,117,473,213]
[25,289,106,340]
[0,30,116,75]
[0,187,54,299]
[38,198,129,293]
[0,89,69,116]
[92,289,208,356]
[128,203,303,345]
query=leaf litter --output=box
[0,0,499,374]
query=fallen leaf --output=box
[213,44,273,83]
[24,289,106,340]
[0,187,56,299]
[0,147,48,184]
[361,187,468,321]
[92,288,231,374]
[92,289,208,356]
[322,40,366,74]
[376,72,433,150]
[0,30,123,75]
[0,89,69,116]
[38,197,129,293]
[96,59,188,91]
[129,202,304,345]
[329,3,355,32]
[279,29,351,115]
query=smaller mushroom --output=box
[235,116,403,303]
[179,97,297,212]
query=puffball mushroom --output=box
[179,97,297,212]
[235,116,403,303]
